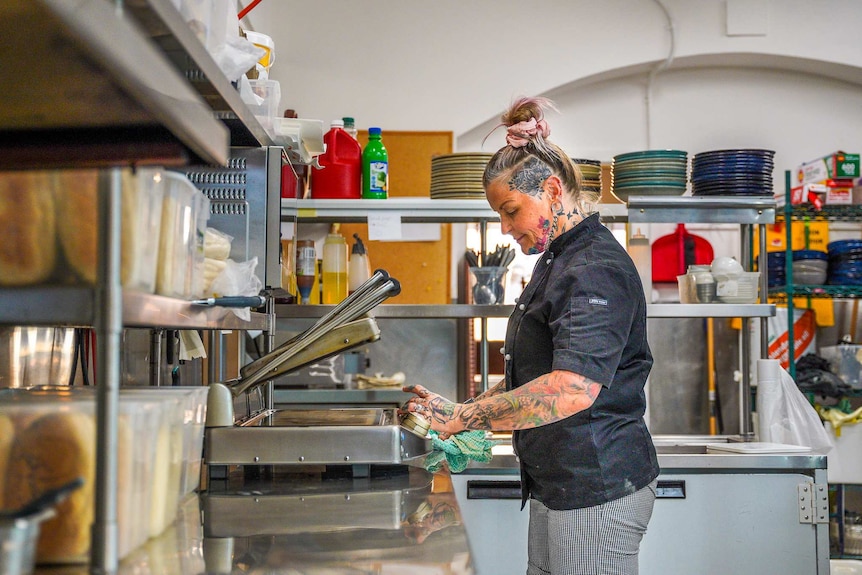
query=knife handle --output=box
[194,296,266,308]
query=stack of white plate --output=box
[430,153,493,199]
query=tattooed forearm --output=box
[474,380,507,401]
[456,370,601,431]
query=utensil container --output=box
[469,266,508,305]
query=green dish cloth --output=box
[423,430,499,473]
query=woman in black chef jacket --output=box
[403,96,659,575]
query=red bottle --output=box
[310,120,362,199]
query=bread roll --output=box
[0,171,57,285]
[4,410,96,563]
[55,169,99,284]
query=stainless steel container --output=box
[0,509,54,575]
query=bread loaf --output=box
[4,410,96,563]
[55,169,142,286]
[55,170,99,284]
[0,171,57,285]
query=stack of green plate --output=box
[573,158,602,194]
[610,149,688,203]
[430,153,493,199]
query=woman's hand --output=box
[401,384,464,435]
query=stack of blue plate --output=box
[610,150,687,203]
[767,251,786,288]
[691,149,775,196]
[827,240,862,285]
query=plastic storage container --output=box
[245,79,281,134]
[0,169,165,291]
[322,229,348,304]
[311,120,362,199]
[348,233,371,294]
[627,229,652,302]
[157,171,209,298]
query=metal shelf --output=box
[777,203,862,222]
[627,196,776,224]
[124,0,274,148]
[0,288,267,330]
[283,197,773,225]
[647,303,775,318]
[283,198,628,223]
[769,286,862,299]
[0,0,229,169]
[276,303,775,320]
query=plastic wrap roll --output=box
[756,359,783,443]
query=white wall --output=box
[247,0,862,177]
[248,0,862,267]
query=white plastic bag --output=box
[207,257,263,321]
[757,359,834,452]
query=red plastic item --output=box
[651,224,714,282]
[310,127,362,199]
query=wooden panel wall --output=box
[340,131,454,304]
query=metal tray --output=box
[205,407,430,466]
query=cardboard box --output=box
[826,184,854,205]
[783,179,856,207]
[796,151,860,185]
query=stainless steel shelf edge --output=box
[124,0,274,148]
[627,196,776,224]
[282,198,628,223]
[283,197,770,224]
[282,198,500,223]
[276,304,516,319]
[276,303,775,320]
[647,303,776,318]
[1,0,228,167]
[0,288,266,329]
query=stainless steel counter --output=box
[469,435,828,474]
[453,435,831,575]
[34,438,829,574]
[37,465,474,575]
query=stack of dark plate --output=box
[430,153,493,199]
[767,251,786,288]
[573,158,602,195]
[691,149,775,197]
[610,150,688,203]
[827,240,862,285]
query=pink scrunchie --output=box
[506,118,550,148]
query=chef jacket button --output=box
[514,297,519,304]
[499,347,505,355]
[518,303,525,310]
[546,258,551,264]
[505,354,512,361]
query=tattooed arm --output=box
[472,380,507,401]
[403,369,601,435]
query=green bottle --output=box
[362,127,388,199]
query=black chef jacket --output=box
[505,214,659,510]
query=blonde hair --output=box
[482,97,598,215]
